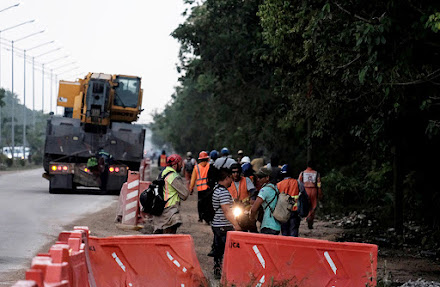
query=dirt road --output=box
[3,178,440,286]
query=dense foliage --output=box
[150,0,440,233]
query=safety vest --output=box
[277,178,300,211]
[228,177,249,202]
[195,163,210,192]
[160,154,167,167]
[300,168,318,188]
[162,166,180,208]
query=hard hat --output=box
[186,151,192,157]
[198,151,209,160]
[221,147,229,155]
[167,154,182,166]
[240,156,251,164]
[241,163,253,177]
[210,150,219,160]
[280,164,292,177]
[237,150,244,155]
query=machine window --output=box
[114,77,140,108]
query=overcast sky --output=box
[0,0,187,123]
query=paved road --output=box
[0,168,116,274]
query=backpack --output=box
[184,158,195,172]
[297,182,310,217]
[202,159,228,223]
[139,171,174,216]
[272,192,295,223]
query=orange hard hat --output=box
[198,151,209,160]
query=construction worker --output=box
[277,164,306,237]
[228,163,257,232]
[152,154,189,234]
[189,151,211,222]
[158,150,167,172]
[250,167,281,235]
[298,160,322,229]
[211,168,241,278]
[183,151,196,189]
[209,150,219,164]
[236,150,244,163]
[214,147,236,169]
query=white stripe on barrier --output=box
[112,252,126,272]
[124,212,136,221]
[128,179,139,189]
[252,245,265,269]
[255,275,265,287]
[126,190,139,200]
[125,201,138,211]
[324,251,337,275]
[167,251,188,273]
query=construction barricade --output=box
[88,234,208,286]
[222,231,378,287]
[13,227,208,287]
[116,171,152,229]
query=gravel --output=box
[401,279,440,286]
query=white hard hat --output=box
[240,156,251,164]
[186,151,192,157]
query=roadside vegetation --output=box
[0,87,48,170]
[150,0,440,259]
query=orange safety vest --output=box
[277,178,300,211]
[195,163,210,192]
[160,154,167,167]
[228,177,249,201]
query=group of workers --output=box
[152,148,322,278]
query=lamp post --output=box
[25,40,55,126]
[10,29,44,163]
[0,19,34,147]
[34,47,61,113]
[51,61,76,115]
[45,55,69,113]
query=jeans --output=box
[260,227,280,235]
[281,211,301,237]
[212,226,234,268]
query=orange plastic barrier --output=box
[122,171,141,226]
[88,234,208,287]
[116,172,152,228]
[222,232,378,287]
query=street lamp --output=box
[10,29,44,163]
[46,55,69,112]
[0,20,35,85]
[34,47,62,113]
[0,3,20,14]
[26,40,55,126]
[0,19,34,147]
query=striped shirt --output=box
[211,184,234,228]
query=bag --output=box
[272,192,295,223]
[184,159,195,172]
[297,182,310,217]
[139,171,174,216]
[203,159,229,223]
[200,187,214,223]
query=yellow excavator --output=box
[43,73,145,194]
